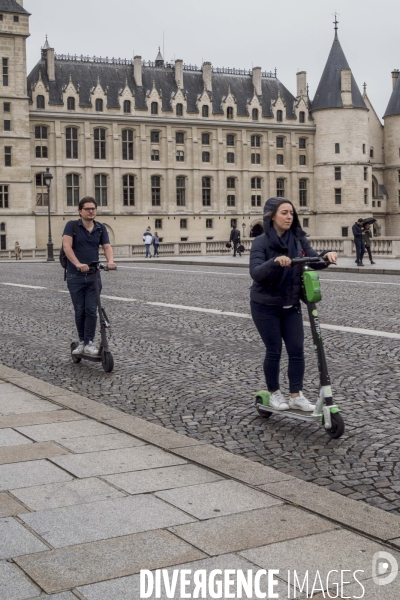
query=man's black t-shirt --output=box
[63,219,109,274]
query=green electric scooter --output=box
[255,255,345,439]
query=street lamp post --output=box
[43,167,54,262]
[242,222,246,239]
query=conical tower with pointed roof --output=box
[311,17,372,236]
[383,70,400,234]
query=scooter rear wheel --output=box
[255,396,272,419]
[101,350,114,373]
[70,342,82,364]
[325,412,345,439]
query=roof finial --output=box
[306,83,309,96]
[363,82,367,95]
[333,12,339,40]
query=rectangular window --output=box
[364,188,368,205]
[227,177,235,189]
[227,194,235,206]
[398,170,400,183]
[251,153,261,164]
[66,127,78,159]
[202,177,211,206]
[276,137,284,148]
[35,145,48,158]
[4,120,10,131]
[4,146,11,166]
[226,134,235,146]
[151,149,160,161]
[378,200,381,207]
[155,219,162,229]
[227,152,234,163]
[276,154,284,165]
[364,167,368,181]
[2,58,8,86]
[334,167,341,181]
[176,150,184,162]
[35,126,48,139]
[176,132,184,144]
[335,143,340,154]
[251,135,260,147]
[4,102,10,112]
[299,180,307,206]
[13,15,19,22]
[372,200,376,207]
[335,188,342,204]
[176,177,186,206]
[202,151,210,163]
[66,174,80,206]
[94,129,106,159]
[122,129,134,160]
[0,234,5,250]
[342,227,348,237]
[94,174,107,206]
[206,219,213,228]
[151,175,161,206]
[150,130,159,143]
[398,190,400,206]
[303,218,309,228]
[251,194,261,207]
[363,144,366,154]
[180,218,187,229]
[0,185,9,208]
[277,179,284,197]
[202,133,210,145]
[299,138,306,149]
[299,155,306,166]
[122,174,135,206]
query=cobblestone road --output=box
[1,262,400,513]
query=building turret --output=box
[155,47,164,67]
[310,19,370,237]
[383,72,400,234]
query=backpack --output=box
[60,221,79,279]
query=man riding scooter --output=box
[62,197,116,356]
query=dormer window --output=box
[67,97,75,110]
[123,100,131,114]
[299,111,305,123]
[227,107,233,120]
[176,103,183,116]
[95,98,103,112]
[37,95,45,109]
[202,105,209,118]
[252,108,259,121]
[277,110,283,122]
[151,102,158,115]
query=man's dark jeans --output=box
[250,301,305,394]
[354,239,365,265]
[67,272,102,344]
[233,241,241,257]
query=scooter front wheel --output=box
[101,350,114,373]
[325,412,345,439]
[255,396,272,419]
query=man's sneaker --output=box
[270,390,290,411]
[83,341,99,356]
[289,391,316,412]
[72,341,84,355]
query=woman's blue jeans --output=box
[67,272,102,344]
[250,301,305,394]
[145,244,152,257]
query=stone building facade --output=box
[1,0,400,249]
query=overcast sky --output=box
[24,0,398,121]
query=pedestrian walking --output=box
[352,218,365,266]
[250,197,337,411]
[143,227,153,258]
[14,241,21,260]
[152,231,160,257]
[62,197,116,356]
[362,223,375,264]
[229,225,241,257]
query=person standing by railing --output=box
[362,223,375,264]
[352,218,365,266]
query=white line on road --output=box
[1,281,400,339]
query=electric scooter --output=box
[70,261,115,373]
[255,255,345,439]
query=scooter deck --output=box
[257,404,322,422]
[72,352,102,363]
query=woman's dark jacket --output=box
[250,198,328,306]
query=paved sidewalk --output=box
[1,364,400,599]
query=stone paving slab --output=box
[155,479,282,519]
[21,494,196,548]
[260,479,400,541]
[169,504,338,556]
[0,492,29,517]
[105,416,206,449]
[15,420,115,442]
[50,445,187,478]
[0,441,70,465]
[0,409,84,429]
[1,376,80,399]
[0,391,60,415]
[103,463,223,494]
[50,394,127,421]
[15,530,206,594]
[0,427,33,447]
[58,432,145,453]
[12,477,126,511]
[170,443,295,485]
[0,517,49,559]
[0,460,73,492]
[0,561,41,600]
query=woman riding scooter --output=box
[250,197,337,412]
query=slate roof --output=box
[384,75,400,118]
[311,36,366,112]
[0,0,30,14]
[27,56,298,118]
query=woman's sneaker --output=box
[289,391,316,412]
[270,390,290,411]
[83,341,99,356]
[72,341,84,355]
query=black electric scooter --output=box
[255,255,345,439]
[70,261,115,373]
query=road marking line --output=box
[1,282,400,339]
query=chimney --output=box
[46,47,55,82]
[202,62,212,92]
[175,59,183,88]
[341,68,352,107]
[134,56,142,87]
[296,71,307,97]
[392,70,399,89]
[252,67,262,96]
[15,0,23,5]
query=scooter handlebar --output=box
[290,256,329,266]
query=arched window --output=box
[94,128,106,159]
[202,105,209,118]
[0,222,5,231]
[66,127,78,159]
[251,177,262,190]
[202,177,211,206]
[35,126,48,159]
[0,222,6,250]
[151,102,158,115]
[252,108,259,121]
[176,177,186,206]
[151,176,161,206]
[251,135,261,147]
[227,106,233,120]
[122,129,134,160]
[299,111,305,123]
[176,103,183,116]
[123,100,131,114]
[37,95,45,109]
[66,174,80,206]
[95,98,103,112]
[67,97,75,110]
[94,174,107,205]
[123,174,135,206]
[299,179,307,206]
[277,109,283,122]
